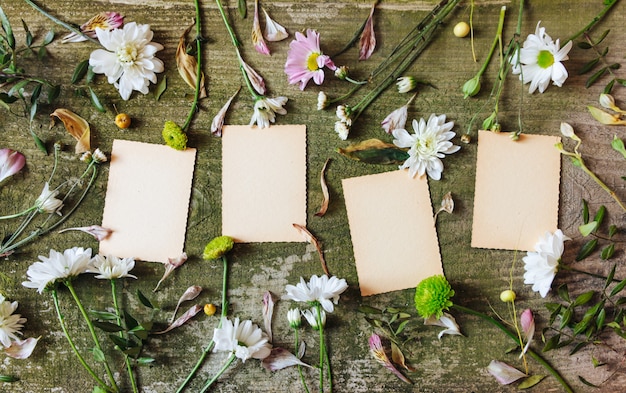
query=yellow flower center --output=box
[306,52,321,71]
[117,44,138,64]
[537,50,554,69]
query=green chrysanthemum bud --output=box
[203,236,234,260]
[162,121,188,150]
[462,75,481,98]
[414,275,455,319]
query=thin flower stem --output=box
[315,305,327,393]
[66,280,119,393]
[22,0,100,45]
[175,255,230,393]
[182,0,204,132]
[198,353,237,393]
[577,157,626,212]
[452,304,574,393]
[0,206,36,221]
[565,0,620,44]
[215,0,241,47]
[474,6,506,80]
[111,279,138,393]
[294,328,311,393]
[51,289,114,393]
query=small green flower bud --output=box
[500,290,516,302]
[203,236,234,260]
[611,135,626,158]
[162,121,188,150]
[462,75,481,98]
[334,66,349,80]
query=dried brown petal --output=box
[50,108,90,154]
[359,2,377,60]
[293,224,329,276]
[315,158,331,217]
[176,20,207,99]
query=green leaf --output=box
[137,357,155,365]
[137,290,154,309]
[570,341,588,355]
[596,308,606,331]
[93,386,108,393]
[557,284,570,303]
[8,79,30,97]
[88,87,106,112]
[577,41,592,50]
[582,199,589,224]
[608,224,618,238]
[395,320,410,335]
[337,139,410,165]
[92,321,123,333]
[572,291,595,307]
[46,84,60,104]
[593,205,606,227]
[579,57,600,74]
[600,243,615,260]
[124,309,139,330]
[89,310,119,320]
[130,325,149,340]
[86,66,96,83]
[28,100,37,122]
[586,66,608,88]
[518,375,545,389]
[543,333,561,351]
[109,334,129,349]
[31,83,42,103]
[92,347,105,362]
[21,20,32,47]
[358,305,382,314]
[238,0,247,18]
[42,29,55,45]
[0,375,18,383]
[609,63,620,70]
[578,221,598,236]
[578,375,599,388]
[386,307,401,314]
[71,60,89,84]
[594,29,611,45]
[0,5,15,49]
[37,45,47,61]
[604,79,615,94]
[30,129,47,154]
[155,75,167,101]
[576,239,598,261]
[560,308,573,330]
[604,264,616,290]
[610,277,626,297]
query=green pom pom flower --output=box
[162,121,188,150]
[203,236,234,260]
[414,275,455,319]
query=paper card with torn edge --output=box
[99,139,197,263]
[222,125,307,243]
[471,130,561,251]
[342,170,443,296]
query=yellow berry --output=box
[500,290,516,303]
[204,303,217,316]
[454,22,470,38]
[114,113,131,129]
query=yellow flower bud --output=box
[453,22,470,38]
[500,290,516,303]
[204,303,217,316]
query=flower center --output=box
[117,44,138,64]
[537,50,554,69]
[415,134,438,157]
[306,52,321,71]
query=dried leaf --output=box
[293,224,329,276]
[155,304,202,334]
[518,375,546,389]
[176,20,207,98]
[358,1,377,60]
[391,341,415,372]
[50,108,90,153]
[337,139,409,164]
[315,158,331,217]
[434,191,454,221]
[154,253,188,292]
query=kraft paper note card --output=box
[222,125,307,243]
[99,139,196,263]
[342,170,443,296]
[471,130,561,251]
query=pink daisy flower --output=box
[285,29,336,90]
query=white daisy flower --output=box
[301,308,326,330]
[523,229,570,298]
[212,317,272,362]
[35,182,63,214]
[392,114,460,180]
[89,22,164,100]
[22,247,92,293]
[283,275,348,313]
[0,295,26,348]
[511,22,572,94]
[249,96,288,129]
[87,254,137,280]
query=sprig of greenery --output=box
[577,29,625,94]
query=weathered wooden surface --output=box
[1,0,626,392]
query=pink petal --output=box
[155,304,202,334]
[261,347,313,371]
[0,148,26,183]
[5,337,39,359]
[359,3,377,60]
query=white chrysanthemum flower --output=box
[283,274,348,313]
[22,247,92,293]
[87,254,137,280]
[287,308,301,328]
[249,96,288,129]
[89,22,164,100]
[317,91,328,110]
[35,182,63,214]
[511,22,572,94]
[212,317,272,362]
[396,76,417,93]
[301,308,326,330]
[334,121,350,140]
[0,295,26,348]
[392,114,460,180]
[523,229,570,298]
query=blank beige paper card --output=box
[222,125,306,243]
[100,139,197,263]
[342,170,443,296]
[471,130,561,251]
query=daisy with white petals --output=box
[249,96,288,129]
[35,182,63,214]
[392,114,460,180]
[523,229,570,298]
[22,247,92,293]
[283,274,348,313]
[89,22,164,100]
[0,295,26,348]
[213,317,272,362]
[87,254,137,280]
[511,22,572,94]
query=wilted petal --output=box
[369,333,412,384]
[211,88,240,137]
[242,60,266,95]
[153,252,188,292]
[0,148,25,184]
[171,286,202,323]
[359,2,377,60]
[177,21,207,98]
[155,304,202,334]
[487,360,527,385]
[58,225,112,241]
[263,8,288,42]
[261,347,313,371]
[381,105,408,134]
[62,12,124,43]
[424,312,462,339]
[252,0,270,55]
[4,337,39,359]
[263,291,276,342]
[519,309,535,357]
[50,109,90,154]
[315,158,331,217]
[292,224,329,276]
[588,106,626,125]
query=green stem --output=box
[294,328,311,393]
[452,304,574,393]
[0,206,36,220]
[111,279,138,393]
[215,0,240,47]
[475,6,506,79]
[198,353,237,393]
[175,255,230,393]
[66,281,119,393]
[182,0,204,132]
[565,0,620,44]
[51,288,114,393]
[22,0,100,45]
[316,305,327,393]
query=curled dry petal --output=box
[369,333,412,384]
[588,106,626,125]
[50,109,90,154]
[359,2,377,60]
[263,8,288,42]
[171,285,202,323]
[177,20,207,98]
[487,360,527,385]
[315,158,331,217]
[211,88,240,137]
[0,148,25,184]
[62,12,124,43]
[242,60,266,96]
[519,309,535,358]
[4,337,39,359]
[153,252,188,292]
[252,0,270,55]
[262,291,276,343]
[434,192,454,221]
[424,312,462,339]
[155,304,202,334]
[292,224,329,276]
[261,347,313,371]
[58,225,112,241]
